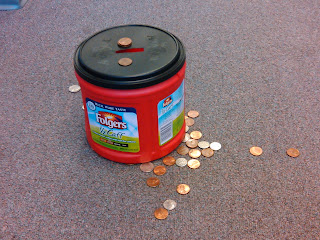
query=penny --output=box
[118,58,132,66]
[182,133,190,143]
[189,149,201,158]
[163,156,176,166]
[287,148,300,158]
[202,148,214,157]
[188,159,200,169]
[186,139,198,148]
[177,184,190,195]
[250,146,263,156]
[163,199,177,210]
[146,177,160,187]
[190,131,202,140]
[177,145,189,155]
[185,118,195,126]
[185,116,189,119]
[210,142,221,151]
[68,85,81,93]
[153,165,166,175]
[140,162,154,172]
[176,158,188,167]
[154,208,168,220]
[185,125,189,132]
[187,110,199,118]
[198,141,210,149]
[118,37,132,48]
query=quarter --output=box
[210,142,221,151]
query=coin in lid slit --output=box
[198,141,209,149]
[190,131,202,140]
[146,177,160,187]
[69,85,81,93]
[250,146,263,156]
[210,142,221,151]
[153,165,167,175]
[177,184,190,195]
[188,159,200,169]
[140,162,154,172]
[176,158,188,167]
[185,118,195,126]
[154,208,169,220]
[202,148,214,157]
[189,149,201,158]
[187,110,199,118]
[163,199,177,210]
[186,139,198,148]
[286,148,300,157]
[183,133,190,142]
[177,145,189,155]
[163,156,176,166]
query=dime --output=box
[202,148,214,157]
[185,118,195,126]
[140,162,154,172]
[185,125,189,132]
[188,159,200,169]
[117,37,132,48]
[186,139,198,148]
[163,199,177,210]
[187,110,199,118]
[153,166,166,175]
[154,208,168,220]
[68,85,81,93]
[210,142,221,151]
[190,131,202,140]
[189,149,201,158]
[146,177,160,187]
[177,184,190,195]
[163,156,176,166]
[286,148,300,158]
[182,133,190,142]
[176,145,189,155]
[250,146,263,156]
[118,58,132,66]
[176,158,188,167]
[198,141,210,149]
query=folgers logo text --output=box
[95,111,127,129]
[163,96,172,107]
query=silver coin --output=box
[175,158,187,167]
[210,142,221,151]
[182,133,190,143]
[198,141,210,149]
[163,199,177,210]
[139,162,154,172]
[185,125,189,132]
[82,105,84,110]
[68,85,81,93]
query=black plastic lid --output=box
[74,25,186,89]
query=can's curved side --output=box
[76,62,186,164]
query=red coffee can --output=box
[74,25,186,164]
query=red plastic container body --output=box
[76,63,186,164]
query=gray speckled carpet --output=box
[1,0,319,239]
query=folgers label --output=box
[74,25,186,163]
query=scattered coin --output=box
[68,85,81,93]
[188,159,200,169]
[163,156,176,166]
[154,166,167,176]
[177,145,189,155]
[82,105,84,110]
[176,158,188,167]
[185,125,189,132]
[118,37,132,48]
[250,146,263,156]
[186,139,198,148]
[154,208,169,220]
[189,149,201,158]
[187,110,199,118]
[140,162,154,172]
[183,133,190,142]
[202,148,214,157]
[118,58,132,66]
[190,131,202,140]
[163,199,177,210]
[185,118,195,126]
[146,177,160,187]
[210,142,221,151]
[177,184,190,195]
[198,141,209,149]
[287,148,300,158]
[185,116,189,119]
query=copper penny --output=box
[287,148,300,158]
[183,133,190,142]
[186,139,198,148]
[190,131,202,140]
[154,208,169,220]
[250,146,263,156]
[140,162,154,172]
[177,145,189,155]
[189,149,201,158]
[185,118,195,126]
[188,159,200,169]
[187,110,199,118]
[202,148,214,157]
[118,58,132,66]
[146,177,160,187]
[117,37,132,48]
[163,156,176,166]
[153,165,166,175]
[177,184,190,195]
